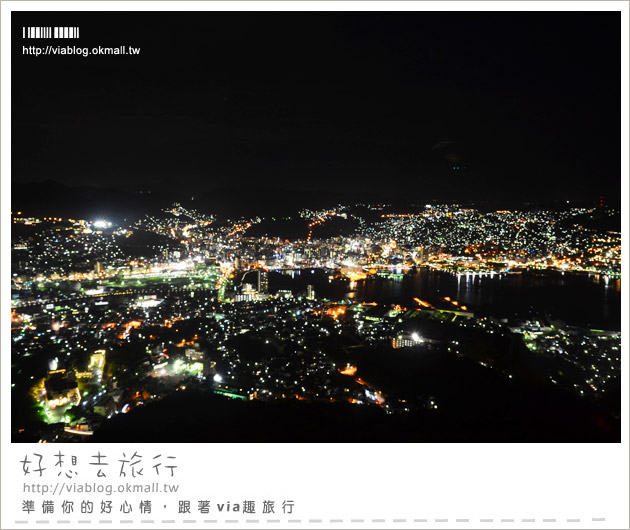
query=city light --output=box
[10,200,621,442]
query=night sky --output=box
[12,11,621,204]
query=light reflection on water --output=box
[273,268,621,330]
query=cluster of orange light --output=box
[372,391,386,405]
[325,306,346,319]
[227,222,252,238]
[413,298,431,308]
[119,320,143,339]
[338,364,357,376]
[443,297,468,311]
[343,271,367,281]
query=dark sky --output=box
[12,11,621,203]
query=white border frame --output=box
[1,3,628,529]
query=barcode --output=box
[22,27,80,39]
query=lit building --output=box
[89,350,106,380]
[76,351,106,381]
[235,283,257,302]
[184,344,215,378]
[392,333,424,349]
[44,370,81,409]
[257,270,269,295]
[306,284,316,300]
[185,347,205,363]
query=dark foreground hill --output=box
[90,386,619,443]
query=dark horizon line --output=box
[10,178,620,203]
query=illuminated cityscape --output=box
[11,201,621,442]
[10,11,621,441]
